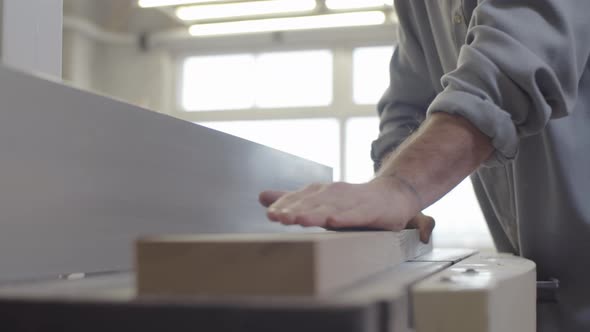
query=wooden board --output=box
[412,253,536,332]
[136,230,432,297]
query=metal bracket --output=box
[537,278,560,303]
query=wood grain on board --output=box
[136,230,432,296]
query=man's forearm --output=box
[375,112,494,211]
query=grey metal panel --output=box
[0,273,135,300]
[1,0,63,77]
[0,297,380,332]
[0,65,331,282]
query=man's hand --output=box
[259,112,494,244]
[259,177,435,244]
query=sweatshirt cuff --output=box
[427,89,519,167]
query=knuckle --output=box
[428,218,436,229]
[272,196,292,207]
[304,183,323,191]
[328,182,348,191]
[297,197,315,207]
[297,216,315,227]
[331,181,346,188]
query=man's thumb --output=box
[406,213,435,244]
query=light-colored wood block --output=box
[136,230,431,297]
[412,253,536,332]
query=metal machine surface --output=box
[0,249,537,332]
[0,65,330,283]
[0,249,461,332]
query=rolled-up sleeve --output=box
[371,1,437,170]
[428,0,590,166]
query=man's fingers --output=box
[293,204,333,227]
[259,190,287,208]
[261,183,428,239]
[264,183,325,211]
[406,213,436,244]
[326,205,378,229]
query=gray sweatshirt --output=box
[371,1,590,330]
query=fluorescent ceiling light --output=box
[138,0,225,8]
[325,0,392,10]
[176,0,316,21]
[189,11,386,36]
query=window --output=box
[423,180,494,249]
[198,119,341,180]
[255,50,333,108]
[345,117,380,183]
[353,46,394,104]
[182,50,332,111]
[182,54,256,111]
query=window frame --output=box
[171,43,395,181]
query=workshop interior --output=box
[0,1,548,331]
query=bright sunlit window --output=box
[255,50,332,108]
[182,54,256,111]
[198,119,340,180]
[183,50,332,111]
[353,46,394,104]
[345,117,380,183]
[424,180,494,249]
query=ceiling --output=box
[64,0,397,33]
[63,0,183,34]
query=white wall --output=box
[94,45,173,114]
[62,24,173,114]
[63,28,95,90]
